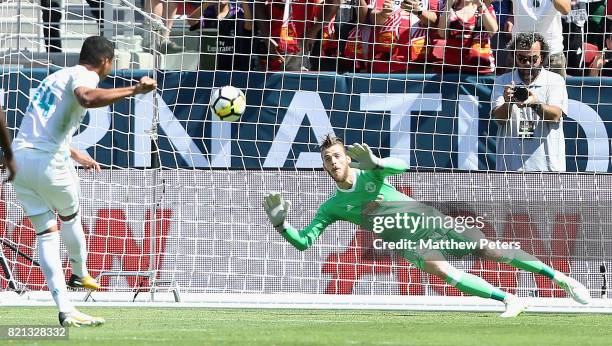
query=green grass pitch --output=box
[1,307,612,345]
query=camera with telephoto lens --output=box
[513,86,529,102]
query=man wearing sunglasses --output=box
[490,32,568,172]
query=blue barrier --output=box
[1,69,610,171]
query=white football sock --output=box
[60,214,89,278]
[37,232,74,313]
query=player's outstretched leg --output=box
[59,309,105,327]
[422,252,527,317]
[60,212,101,291]
[37,230,75,315]
[476,247,591,305]
[550,271,591,305]
[34,215,104,327]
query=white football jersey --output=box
[12,65,100,155]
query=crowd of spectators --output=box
[180,0,610,76]
[39,1,612,76]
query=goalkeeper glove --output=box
[263,192,292,232]
[347,143,381,170]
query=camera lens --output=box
[514,87,529,102]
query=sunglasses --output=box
[516,54,540,65]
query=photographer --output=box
[490,32,568,172]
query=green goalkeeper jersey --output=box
[281,158,444,250]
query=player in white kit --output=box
[11,36,156,327]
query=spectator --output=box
[404,0,444,70]
[437,0,499,74]
[306,0,375,72]
[491,0,512,72]
[188,0,253,71]
[506,0,570,77]
[369,0,440,73]
[581,43,604,76]
[309,10,339,71]
[412,0,446,72]
[305,0,365,72]
[602,32,612,77]
[41,0,62,53]
[40,1,102,53]
[142,0,185,54]
[492,0,511,30]
[86,1,103,31]
[342,0,375,72]
[563,0,603,76]
[491,32,568,172]
[584,1,606,49]
[254,0,318,71]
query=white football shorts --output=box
[13,148,80,218]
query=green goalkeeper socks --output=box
[445,272,508,302]
[508,258,556,279]
[500,249,556,279]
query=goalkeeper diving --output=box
[263,135,590,317]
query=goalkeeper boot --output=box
[68,274,101,291]
[500,294,527,318]
[555,273,591,304]
[59,309,105,327]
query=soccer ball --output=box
[210,86,246,122]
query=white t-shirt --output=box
[491,68,569,172]
[13,65,100,155]
[512,0,564,54]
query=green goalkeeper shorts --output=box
[365,200,482,270]
[394,228,479,271]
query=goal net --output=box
[0,0,611,312]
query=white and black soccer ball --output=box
[210,86,246,122]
